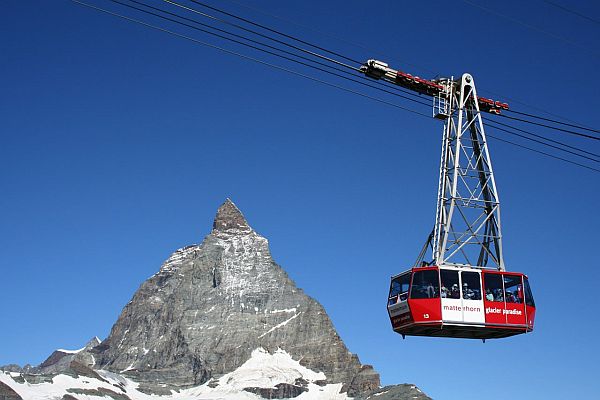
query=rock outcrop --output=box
[36,337,101,375]
[0,381,23,400]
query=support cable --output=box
[494,113,600,140]
[117,0,358,75]
[219,0,443,78]
[73,0,432,120]
[167,1,435,103]
[170,2,600,140]
[486,120,600,159]
[487,133,600,173]
[543,0,600,25]
[163,0,358,71]
[463,0,599,57]
[504,108,600,134]
[108,0,434,108]
[479,87,594,132]
[486,121,600,163]
[189,0,600,135]
[184,0,362,65]
[73,0,599,174]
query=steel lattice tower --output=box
[432,74,504,270]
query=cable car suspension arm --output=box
[360,60,505,270]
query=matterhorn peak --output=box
[212,198,252,234]
[85,336,101,349]
[0,200,431,400]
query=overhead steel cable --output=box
[479,86,593,129]
[504,108,600,134]
[115,0,358,75]
[543,0,600,25]
[174,1,441,102]
[175,1,598,133]
[494,112,600,141]
[226,0,595,128]
[105,0,434,108]
[72,0,432,120]
[183,0,362,65]
[219,0,443,78]
[486,119,600,159]
[135,0,433,108]
[486,133,600,173]
[462,0,599,57]
[162,0,358,72]
[73,1,598,173]
[485,121,600,163]
[207,0,598,137]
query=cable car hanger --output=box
[360,60,536,340]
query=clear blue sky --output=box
[1,1,599,399]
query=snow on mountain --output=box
[0,348,350,400]
[55,347,85,355]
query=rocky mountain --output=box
[0,199,429,400]
[36,338,102,376]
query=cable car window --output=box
[483,273,503,302]
[410,270,440,299]
[389,273,411,305]
[461,271,482,300]
[503,275,523,304]
[523,277,535,307]
[440,269,460,299]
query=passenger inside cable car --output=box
[388,273,411,305]
[461,272,482,300]
[440,269,460,299]
[410,269,439,299]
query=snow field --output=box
[1,348,351,400]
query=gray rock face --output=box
[0,337,100,376]
[360,385,431,400]
[244,382,308,399]
[92,199,380,396]
[37,337,101,375]
[0,366,25,374]
[0,381,23,400]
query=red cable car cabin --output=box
[387,266,535,340]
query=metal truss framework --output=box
[358,60,505,271]
[431,74,504,271]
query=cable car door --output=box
[440,269,485,324]
[440,269,462,322]
[460,271,485,324]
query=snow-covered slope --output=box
[1,348,350,400]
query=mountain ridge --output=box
[0,199,430,400]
